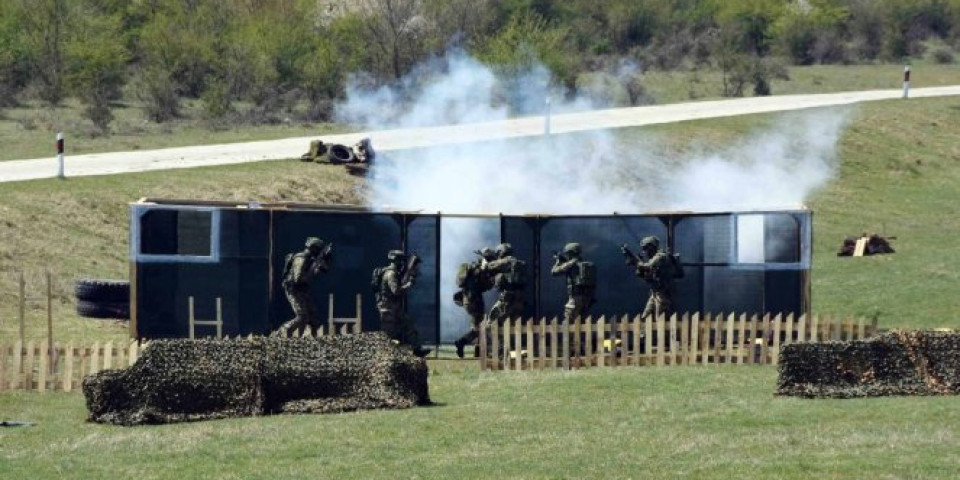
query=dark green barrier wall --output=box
[131,203,811,344]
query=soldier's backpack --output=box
[573,261,597,289]
[281,252,296,286]
[456,262,473,289]
[371,266,386,292]
[669,252,685,280]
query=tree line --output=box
[1,0,958,134]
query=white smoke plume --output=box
[335,50,851,339]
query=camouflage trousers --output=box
[455,297,485,346]
[275,285,321,336]
[378,300,421,348]
[563,294,593,324]
[488,290,524,324]
[641,290,672,321]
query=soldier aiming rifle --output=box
[453,248,497,358]
[373,250,430,357]
[274,237,333,337]
[621,236,683,320]
[550,242,596,324]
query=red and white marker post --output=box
[56,132,64,178]
[903,65,911,99]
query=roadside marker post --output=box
[56,132,65,179]
[544,96,551,136]
[903,65,911,99]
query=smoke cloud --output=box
[335,50,851,339]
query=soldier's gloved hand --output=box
[401,281,413,291]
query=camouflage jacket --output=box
[635,251,671,292]
[283,251,327,288]
[377,265,412,304]
[482,256,523,292]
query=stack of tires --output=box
[75,279,130,320]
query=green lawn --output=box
[1,365,958,479]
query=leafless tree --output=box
[358,0,428,80]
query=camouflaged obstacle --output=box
[82,333,430,425]
[778,330,960,398]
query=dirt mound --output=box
[83,333,429,425]
[777,330,960,398]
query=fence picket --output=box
[721,313,732,364]
[63,343,74,392]
[678,313,687,366]
[526,320,534,370]
[655,314,665,367]
[596,316,605,368]
[38,340,48,393]
[811,314,820,341]
[584,317,594,368]
[688,313,700,365]
[0,344,6,393]
[513,319,522,371]
[631,315,641,367]
[644,315,653,367]
[797,314,807,342]
[731,313,747,365]
[760,314,771,365]
[479,321,488,371]
[785,313,795,346]
[857,316,866,340]
[667,313,680,365]
[24,341,36,391]
[772,313,783,365]
[550,317,559,370]
[773,314,787,365]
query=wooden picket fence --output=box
[0,340,149,393]
[0,323,363,393]
[479,312,879,371]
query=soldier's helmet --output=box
[495,243,513,257]
[478,247,495,260]
[387,249,406,261]
[563,242,582,256]
[305,237,325,251]
[641,236,660,250]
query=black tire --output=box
[76,300,130,320]
[328,144,355,164]
[75,279,130,303]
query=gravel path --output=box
[2,86,958,183]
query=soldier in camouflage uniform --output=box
[453,248,496,358]
[550,242,596,324]
[630,236,677,320]
[275,237,331,336]
[481,243,526,324]
[375,250,430,357]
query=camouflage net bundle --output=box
[83,333,430,425]
[777,330,960,398]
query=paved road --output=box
[2,86,959,183]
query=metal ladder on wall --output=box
[188,296,223,339]
[328,293,362,335]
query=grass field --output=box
[2,63,959,162]
[3,96,960,343]
[2,68,960,479]
[1,365,958,479]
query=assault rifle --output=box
[552,251,568,263]
[401,253,421,286]
[310,242,333,274]
[620,244,642,267]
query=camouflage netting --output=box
[778,330,960,398]
[83,333,430,425]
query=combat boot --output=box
[454,339,466,358]
[413,346,432,358]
